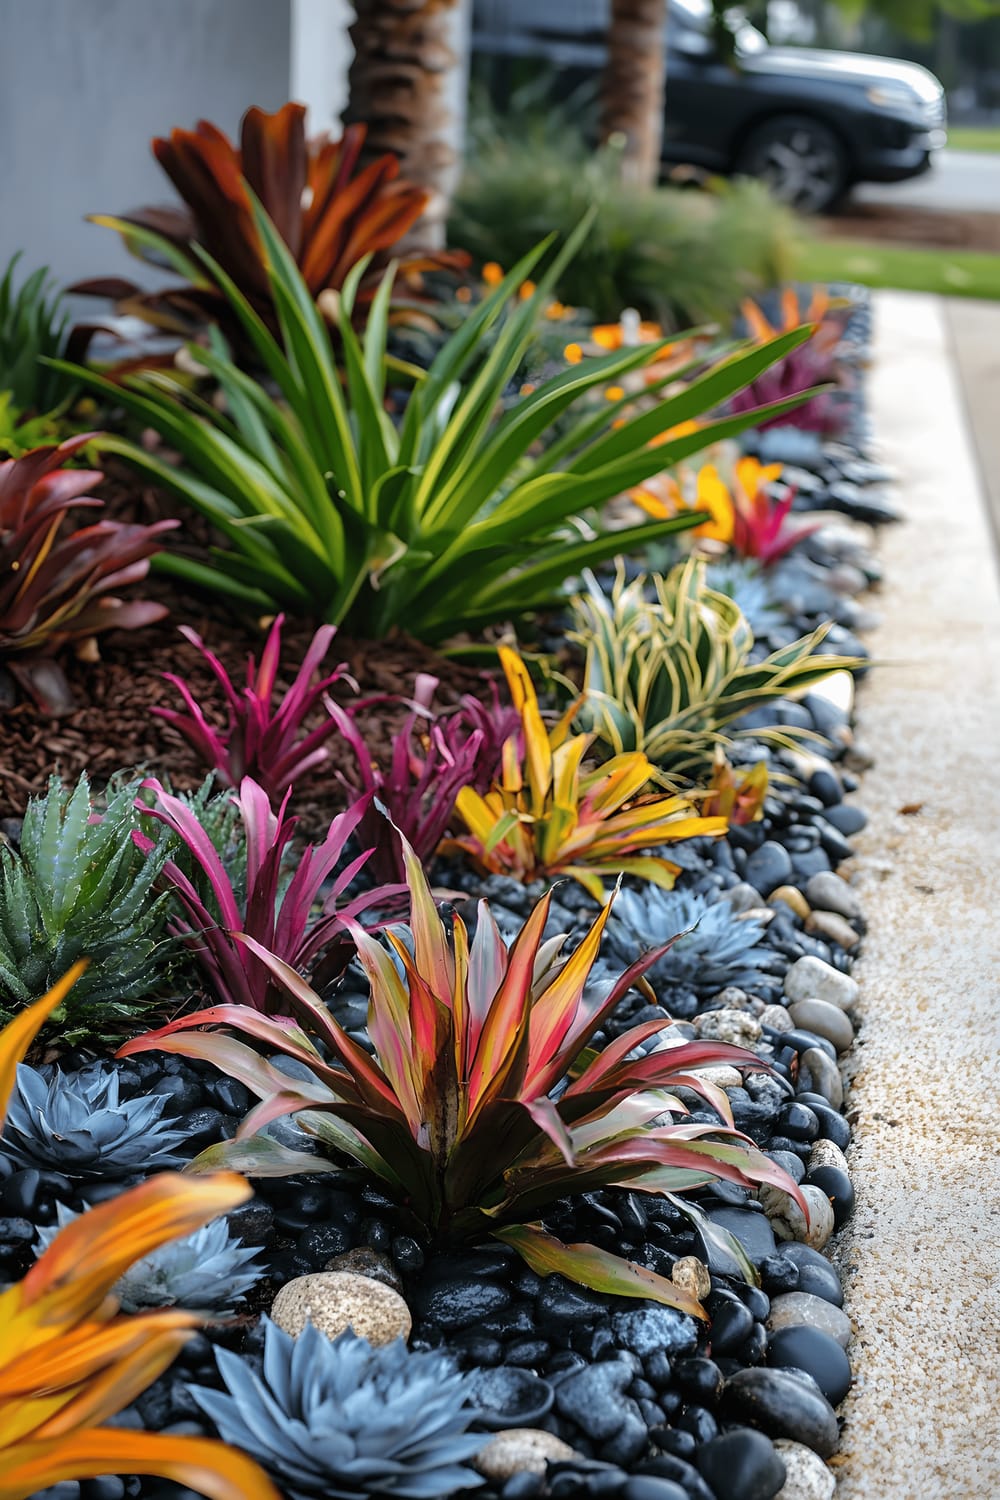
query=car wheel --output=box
[735,114,848,213]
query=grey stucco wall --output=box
[0,0,293,290]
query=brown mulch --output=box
[819,202,1000,254]
[0,467,497,830]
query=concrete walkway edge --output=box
[831,291,1000,1497]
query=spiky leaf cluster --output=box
[0,774,175,1039]
[1,1061,186,1178]
[569,558,860,779]
[0,253,75,415]
[606,886,772,997]
[36,1204,263,1315]
[191,1321,486,1500]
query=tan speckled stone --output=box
[807,1138,850,1176]
[772,1439,835,1499]
[270,1272,411,1346]
[672,1255,711,1301]
[474,1429,576,1481]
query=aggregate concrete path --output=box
[830,291,1000,1496]
[944,296,1000,548]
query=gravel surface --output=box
[832,291,1000,1497]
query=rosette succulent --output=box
[606,886,773,999]
[36,1206,263,1316]
[1,1061,186,1179]
[191,1321,486,1499]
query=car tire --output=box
[735,114,849,213]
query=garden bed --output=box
[0,274,910,1500]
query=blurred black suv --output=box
[472,0,947,211]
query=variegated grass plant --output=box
[120,837,806,1312]
[568,558,861,781]
[442,646,726,900]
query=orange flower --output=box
[517,279,536,301]
[544,300,571,320]
[520,382,537,397]
[604,385,625,402]
[455,285,472,303]
[563,342,584,365]
[481,261,504,287]
[631,463,734,544]
[592,320,664,350]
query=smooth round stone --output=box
[807,1102,852,1152]
[803,1166,855,1229]
[723,1368,839,1457]
[780,1246,844,1308]
[710,1298,755,1355]
[807,769,842,808]
[772,1439,836,1499]
[721,882,767,913]
[760,1185,835,1251]
[776,1103,820,1143]
[769,1150,806,1185]
[823,803,867,837]
[270,1272,410,1346]
[469,1368,555,1431]
[767,1293,852,1349]
[696,1427,786,1500]
[804,872,862,922]
[705,1206,777,1265]
[806,910,860,951]
[474,1429,577,1481]
[635,1454,715,1500]
[779,1030,838,1061]
[622,1479,688,1500]
[787,1001,854,1054]
[807,1140,849,1176]
[783,956,858,1012]
[745,842,794,897]
[768,1326,851,1406]
[759,1003,794,1032]
[799,1049,843,1110]
[769,886,810,921]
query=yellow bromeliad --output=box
[443,647,726,899]
[0,965,278,1500]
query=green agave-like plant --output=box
[569,557,861,779]
[59,202,816,640]
[120,835,805,1312]
[0,776,174,1039]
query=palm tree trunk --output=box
[601,0,668,188]
[345,0,470,251]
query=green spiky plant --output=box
[57,202,818,640]
[0,254,76,417]
[568,558,862,780]
[0,776,174,1039]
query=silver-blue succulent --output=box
[36,1204,263,1315]
[606,886,772,996]
[190,1320,486,1499]
[1,1062,186,1177]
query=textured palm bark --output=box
[345,0,469,251]
[601,0,668,188]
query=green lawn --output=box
[946,125,1000,153]
[796,237,1000,300]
